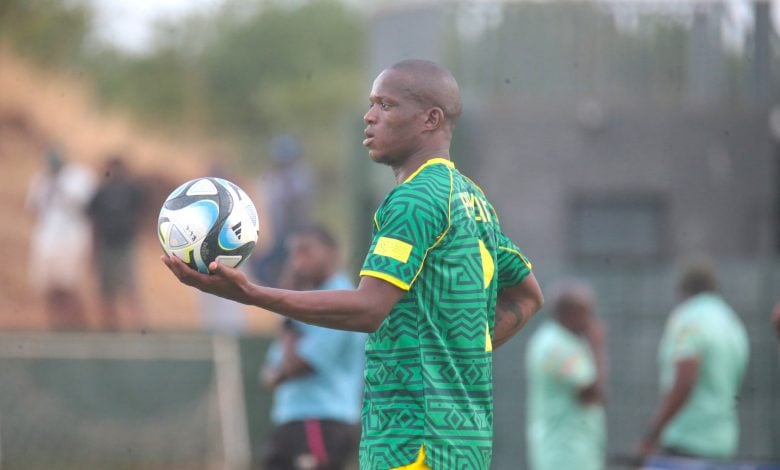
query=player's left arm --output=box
[162,255,405,332]
[493,272,543,349]
[638,357,699,459]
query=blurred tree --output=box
[0,0,91,67]
[85,45,199,128]
[200,0,364,147]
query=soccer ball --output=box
[158,177,259,273]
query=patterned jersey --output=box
[359,158,532,469]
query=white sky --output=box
[86,0,224,53]
[85,0,777,54]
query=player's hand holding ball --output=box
[158,177,260,302]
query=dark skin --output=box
[163,62,543,342]
[261,325,313,390]
[555,293,606,405]
[772,302,780,338]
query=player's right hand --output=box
[161,254,253,304]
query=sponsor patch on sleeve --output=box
[373,237,413,263]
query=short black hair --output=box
[679,258,718,296]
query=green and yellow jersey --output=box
[359,158,532,469]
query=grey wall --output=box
[468,98,775,266]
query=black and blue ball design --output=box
[158,177,260,273]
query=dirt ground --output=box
[0,48,278,334]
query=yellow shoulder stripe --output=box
[499,246,533,270]
[360,270,411,291]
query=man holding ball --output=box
[163,59,543,470]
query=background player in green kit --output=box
[162,59,544,470]
[526,280,606,470]
[638,260,748,462]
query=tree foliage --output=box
[200,1,364,141]
[0,0,91,67]
[2,0,365,164]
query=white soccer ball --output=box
[158,177,259,273]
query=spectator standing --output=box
[251,135,315,287]
[26,145,95,330]
[87,155,145,330]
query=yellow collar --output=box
[403,157,454,184]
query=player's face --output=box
[288,235,333,284]
[363,70,427,166]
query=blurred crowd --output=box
[26,145,147,330]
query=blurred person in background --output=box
[26,144,96,330]
[772,302,780,340]
[260,226,365,470]
[526,279,607,470]
[251,135,315,287]
[638,259,749,462]
[87,155,146,330]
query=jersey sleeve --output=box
[496,231,533,290]
[360,182,449,291]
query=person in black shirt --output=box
[87,155,146,330]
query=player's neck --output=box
[392,148,451,184]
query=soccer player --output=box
[525,280,606,470]
[638,260,749,461]
[163,59,544,470]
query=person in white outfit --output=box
[26,146,96,329]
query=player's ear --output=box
[423,107,445,131]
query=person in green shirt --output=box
[526,280,607,470]
[162,59,544,470]
[638,260,749,461]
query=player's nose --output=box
[363,107,377,124]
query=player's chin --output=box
[368,149,385,163]
[368,149,396,166]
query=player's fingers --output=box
[163,255,203,286]
[162,255,189,280]
[210,260,241,281]
[161,255,178,273]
